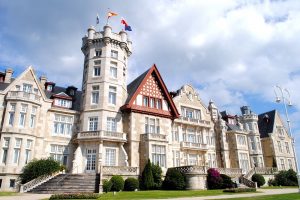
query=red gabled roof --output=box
[121,64,179,119]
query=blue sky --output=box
[1,0,300,164]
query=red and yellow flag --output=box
[107,11,118,18]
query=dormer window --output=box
[54,98,72,108]
[69,90,75,96]
[95,50,102,57]
[23,84,32,93]
[47,85,53,91]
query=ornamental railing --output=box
[141,133,167,141]
[178,116,211,126]
[216,168,243,177]
[102,166,139,176]
[77,130,126,142]
[19,171,61,193]
[254,167,278,175]
[7,91,41,104]
[173,166,207,174]
[180,142,208,151]
[240,175,257,188]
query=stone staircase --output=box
[29,173,100,194]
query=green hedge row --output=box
[223,188,256,193]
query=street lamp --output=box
[274,85,300,192]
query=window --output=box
[88,117,98,131]
[91,85,99,104]
[288,159,293,169]
[54,99,72,108]
[237,135,247,146]
[53,114,73,136]
[181,106,201,119]
[280,158,285,170]
[2,138,9,164]
[145,117,160,134]
[23,84,32,93]
[156,99,162,109]
[13,138,22,164]
[150,98,155,108]
[256,137,261,150]
[250,137,255,150]
[94,67,101,76]
[25,140,32,164]
[188,154,197,165]
[110,62,117,78]
[105,148,116,166]
[277,127,284,136]
[8,103,15,126]
[173,150,180,167]
[47,85,53,91]
[285,142,290,154]
[30,106,37,128]
[108,86,116,105]
[278,141,283,153]
[9,179,15,188]
[95,50,102,57]
[143,96,149,107]
[50,144,68,166]
[172,131,179,142]
[207,153,217,168]
[16,85,20,91]
[239,153,249,172]
[152,145,166,167]
[19,104,28,127]
[111,50,118,59]
[107,117,116,132]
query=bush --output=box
[274,169,298,186]
[49,193,100,199]
[110,175,124,191]
[152,163,162,189]
[207,168,223,189]
[223,188,256,193]
[162,168,186,190]
[251,174,265,187]
[220,174,235,189]
[103,179,112,193]
[19,158,61,184]
[124,178,139,191]
[140,159,154,190]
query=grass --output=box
[99,190,234,199]
[260,186,298,189]
[214,193,300,200]
[0,191,17,196]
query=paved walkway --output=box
[0,188,298,200]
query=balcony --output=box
[102,166,139,176]
[6,91,41,104]
[180,141,208,151]
[141,133,167,142]
[178,116,211,127]
[77,130,126,142]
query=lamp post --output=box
[274,85,300,192]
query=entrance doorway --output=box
[86,149,97,173]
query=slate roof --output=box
[258,110,276,138]
[44,86,82,112]
[0,78,15,91]
[125,68,150,104]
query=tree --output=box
[251,174,265,187]
[110,175,124,191]
[207,168,223,189]
[221,174,235,189]
[152,163,162,189]
[124,178,139,191]
[140,159,154,190]
[162,168,186,190]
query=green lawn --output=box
[0,191,17,196]
[215,193,300,200]
[99,190,232,199]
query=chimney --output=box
[4,68,13,83]
[40,75,47,89]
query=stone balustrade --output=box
[173,166,208,174]
[178,116,211,127]
[141,133,167,141]
[6,91,41,104]
[20,171,61,193]
[180,142,208,151]
[240,175,257,188]
[254,167,278,175]
[77,130,126,142]
[102,166,139,176]
[216,168,243,177]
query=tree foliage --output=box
[162,168,186,190]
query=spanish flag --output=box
[107,11,118,18]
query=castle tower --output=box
[73,25,132,174]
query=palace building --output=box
[0,25,296,192]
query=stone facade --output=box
[0,25,297,191]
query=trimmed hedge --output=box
[269,169,298,186]
[251,174,265,187]
[162,168,186,190]
[220,174,236,189]
[124,178,139,191]
[223,188,256,193]
[19,158,61,184]
[49,193,100,199]
[103,179,112,193]
[110,175,124,191]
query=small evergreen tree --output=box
[162,168,186,190]
[141,159,154,190]
[152,163,162,189]
[124,178,139,191]
[110,175,124,191]
[220,174,235,189]
[251,174,265,187]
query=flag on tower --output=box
[107,11,118,18]
[121,18,132,31]
[96,13,99,24]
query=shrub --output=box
[251,174,265,187]
[19,158,61,184]
[152,163,162,189]
[140,159,154,190]
[162,168,186,190]
[49,193,100,199]
[220,174,235,189]
[207,168,223,189]
[274,169,298,186]
[268,178,277,186]
[103,179,112,193]
[223,188,256,193]
[110,175,124,191]
[124,178,139,191]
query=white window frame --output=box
[107,117,117,132]
[105,148,116,166]
[53,114,73,136]
[88,117,98,131]
[152,145,166,167]
[108,86,116,105]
